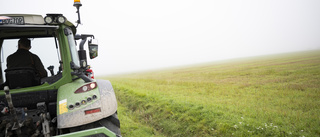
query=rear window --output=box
[1,37,60,82]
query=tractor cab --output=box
[0,13,97,88]
[0,14,63,88]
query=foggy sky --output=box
[1,0,320,75]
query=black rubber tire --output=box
[98,113,121,136]
[68,112,121,137]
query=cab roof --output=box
[0,14,45,25]
[0,14,76,39]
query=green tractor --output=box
[0,1,120,137]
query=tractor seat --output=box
[5,67,41,89]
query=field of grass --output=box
[104,50,320,136]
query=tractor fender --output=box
[57,79,118,128]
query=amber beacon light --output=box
[74,0,82,6]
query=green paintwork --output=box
[57,79,100,114]
[52,127,116,137]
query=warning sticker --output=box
[59,99,68,114]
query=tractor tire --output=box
[98,112,121,136]
[68,112,121,137]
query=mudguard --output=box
[57,79,117,128]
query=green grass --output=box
[116,102,165,137]
[103,50,320,136]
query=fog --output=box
[1,0,320,75]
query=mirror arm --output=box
[79,37,86,50]
[71,71,92,83]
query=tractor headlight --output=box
[44,14,66,24]
[44,16,53,24]
[57,16,66,24]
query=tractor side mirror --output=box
[88,39,98,59]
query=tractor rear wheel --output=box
[98,112,121,135]
[67,112,121,137]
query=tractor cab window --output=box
[0,37,61,86]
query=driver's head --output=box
[18,38,31,50]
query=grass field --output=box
[104,50,320,137]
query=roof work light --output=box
[44,16,53,24]
[57,15,66,24]
[44,14,66,24]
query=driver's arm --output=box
[33,55,48,78]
